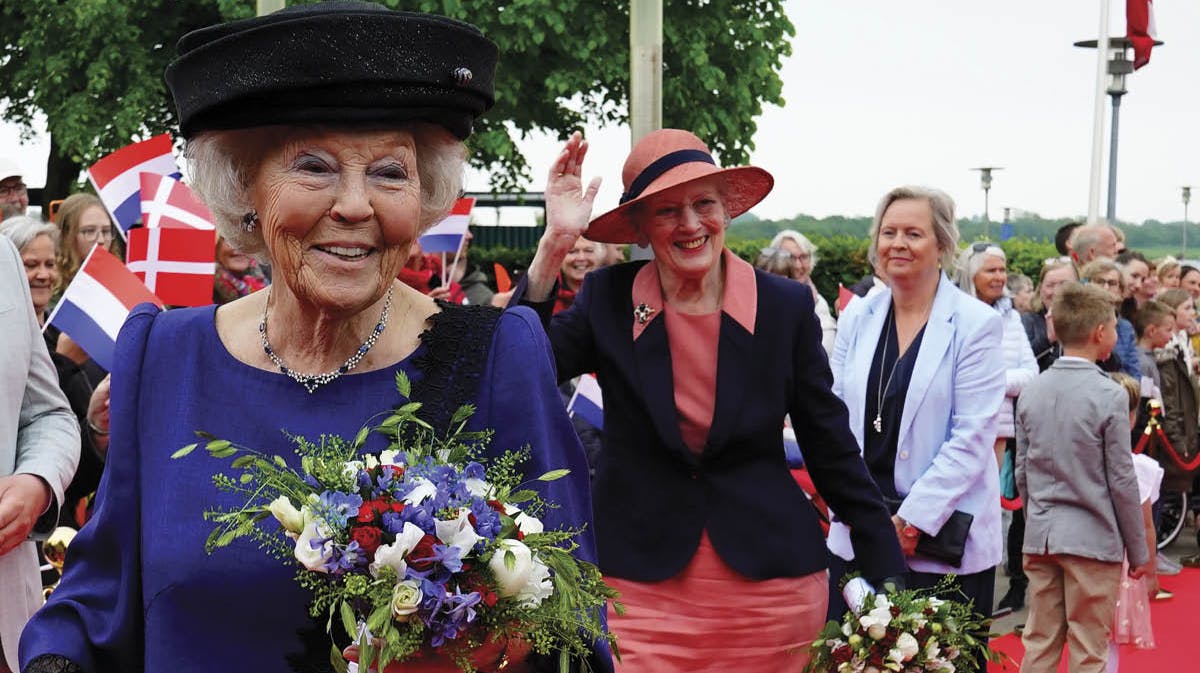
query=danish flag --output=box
[126,227,216,307]
[87,134,180,235]
[140,173,215,230]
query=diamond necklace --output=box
[260,287,394,394]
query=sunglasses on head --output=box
[1043,256,1072,266]
[759,246,793,260]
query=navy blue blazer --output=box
[518,259,906,583]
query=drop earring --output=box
[242,210,259,232]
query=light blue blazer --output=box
[828,274,1006,575]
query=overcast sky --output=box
[4,1,1197,226]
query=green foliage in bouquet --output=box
[174,371,620,672]
[804,576,1001,673]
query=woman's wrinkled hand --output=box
[544,131,601,247]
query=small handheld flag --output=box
[87,134,181,235]
[418,198,474,254]
[45,246,163,371]
[566,373,604,430]
[126,227,216,307]
[139,173,215,230]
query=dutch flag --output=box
[45,245,162,371]
[418,197,474,254]
[566,373,604,430]
[87,134,181,236]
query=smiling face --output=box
[21,233,57,318]
[973,253,1007,305]
[560,238,603,291]
[252,128,419,315]
[876,198,941,284]
[638,180,727,284]
[777,238,813,283]
[1182,268,1200,300]
[216,236,254,274]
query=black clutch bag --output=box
[883,497,974,568]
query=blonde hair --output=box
[186,123,466,259]
[868,185,959,273]
[1051,282,1117,347]
[1156,256,1181,284]
[54,193,110,292]
[1079,258,1125,295]
[1157,288,1192,312]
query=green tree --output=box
[0,0,793,202]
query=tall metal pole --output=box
[1184,186,1192,258]
[257,0,285,15]
[1106,93,1122,222]
[1087,0,1111,224]
[629,0,662,260]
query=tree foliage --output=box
[0,0,793,200]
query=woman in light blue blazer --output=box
[827,186,1006,623]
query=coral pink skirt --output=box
[605,531,828,673]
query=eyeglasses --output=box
[1089,277,1122,289]
[0,182,26,197]
[78,226,114,242]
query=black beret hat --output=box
[165,1,497,140]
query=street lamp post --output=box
[1184,186,1192,258]
[970,167,1001,239]
[1074,37,1162,223]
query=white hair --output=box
[769,229,818,266]
[0,215,57,251]
[868,185,959,273]
[185,124,467,258]
[953,242,1006,299]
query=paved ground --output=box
[990,511,1200,635]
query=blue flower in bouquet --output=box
[425,585,483,648]
[317,491,363,526]
[466,498,502,540]
[322,540,368,575]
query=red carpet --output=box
[987,568,1200,671]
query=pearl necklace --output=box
[260,287,394,394]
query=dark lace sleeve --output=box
[23,655,84,673]
[408,301,503,432]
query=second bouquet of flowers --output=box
[175,372,618,672]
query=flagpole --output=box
[440,252,448,288]
[447,238,466,294]
[1087,0,1111,224]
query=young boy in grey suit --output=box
[1015,282,1152,673]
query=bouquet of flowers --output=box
[804,577,997,673]
[174,372,618,672]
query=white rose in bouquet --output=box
[436,508,483,552]
[267,495,306,535]
[515,555,554,608]
[371,521,426,579]
[379,449,403,467]
[391,579,424,620]
[513,512,544,536]
[489,539,535,597]
[294,519,334,572]
[895,632,919,662]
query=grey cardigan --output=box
[1015,357,1149,566]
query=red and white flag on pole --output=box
[1127,0,1157,70]
[139,173,215,230]
[126,227,216,306]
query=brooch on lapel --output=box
[633,302,656,325]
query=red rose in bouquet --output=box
[350,525,383,557]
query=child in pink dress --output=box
[1108,374,1162,672]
